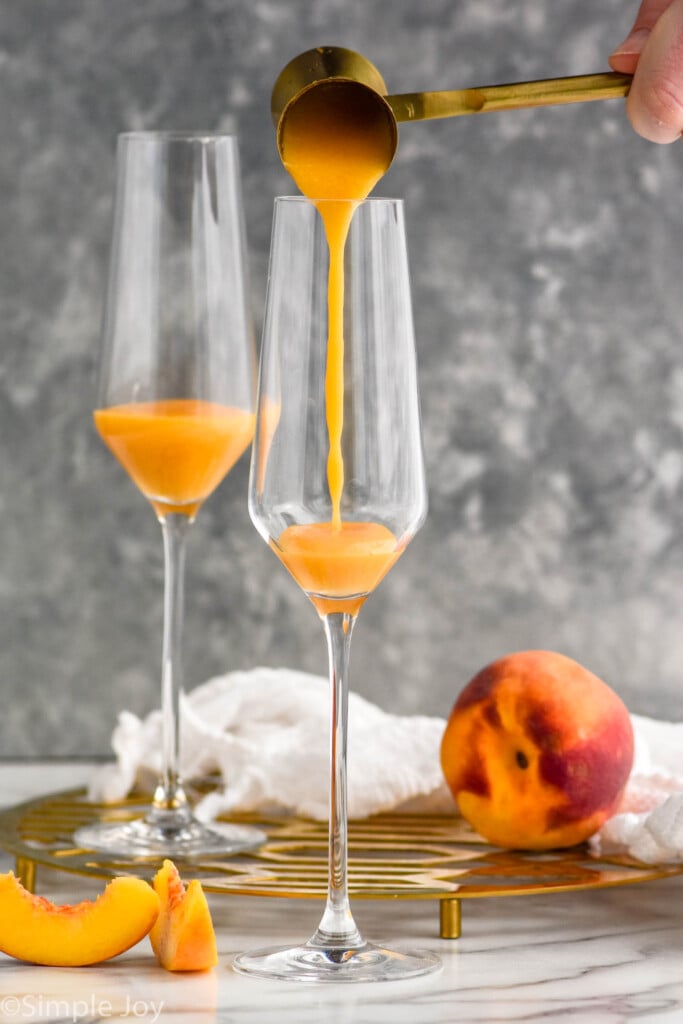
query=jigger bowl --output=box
[270,45,398,163]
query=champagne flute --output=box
[233,196,440,981]
[76,132,265,858]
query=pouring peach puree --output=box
[273,82,400,616]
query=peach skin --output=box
[440,650,634,850]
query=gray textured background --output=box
[2,0,682,757]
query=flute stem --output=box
[311,611,363,948]
[151,512,192,821]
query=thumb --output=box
[620,0,683,142]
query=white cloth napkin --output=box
[89,667,456,821]
[591,714,683,864]
[89,669,683,864]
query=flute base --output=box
[74,812,266,859]
[232,939,441,983]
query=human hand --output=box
[609,0,683,142]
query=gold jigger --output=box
[272,46,399,164]
[272,45,632,158]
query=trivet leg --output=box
[439,897,461,939]
[15,856,36,892]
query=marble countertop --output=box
[1,764,682,1023]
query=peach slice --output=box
[0,871,159,966]
[150,859,218,971]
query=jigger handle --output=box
[386,71,632,122]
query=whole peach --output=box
[440,650,634,850]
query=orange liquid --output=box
[95,399,254,518]
[281,83,394,529]
[280,82,394,203]
[272,521,403,617]
[278,81,400,613]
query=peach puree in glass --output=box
[95,399,254,518]
[272,521,404,617]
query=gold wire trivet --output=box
[1,788,680,938]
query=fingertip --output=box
[631,123,682,143]
[608,52,640,74]
[609,26,651,64]
[626,92,683,142]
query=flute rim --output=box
[117,130,238,143]
[273,195,404,205]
